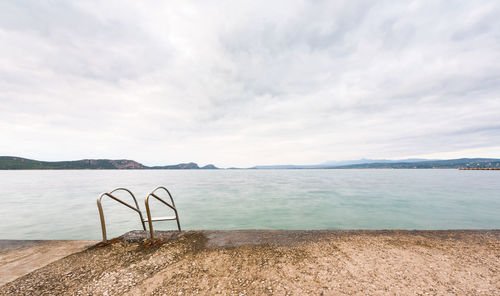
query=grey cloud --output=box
[1,0,500,166]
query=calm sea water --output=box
[0,169,499,240]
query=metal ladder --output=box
[96,186,181,243]
[144,186,181,240]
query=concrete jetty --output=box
[1,230,499,295]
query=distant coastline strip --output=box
[0,156,217,170]
[1,156,500,170]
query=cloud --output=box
[1,0,499,166]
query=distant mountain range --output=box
[1,156,499,170]
[150,163,218,170]
[0,156,218,170]
[250,158,431,169]
[250,158,500,169]
[330,158,500,169]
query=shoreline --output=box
[1,229,499,295]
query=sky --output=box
[1,1,500,167]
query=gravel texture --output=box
[0,230,499,295]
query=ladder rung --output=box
[143,216,176,222]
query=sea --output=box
[0,169,499,240]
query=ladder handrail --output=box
[145,186,181,240]
[96,188,146,243]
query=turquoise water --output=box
[0,169,499,240]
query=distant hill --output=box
[251,158,432,169]
[150,162,218,170]
[249,158,500,169]
[317,158,431,167]
[0,156,146,170]
[150,162,200,169]
[200,164,218,169]
[331,158,500,169]
[0,156,218,170]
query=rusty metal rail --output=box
[144,186,181,240]
[96,188,146,243]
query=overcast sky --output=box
[1,1,499,167]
